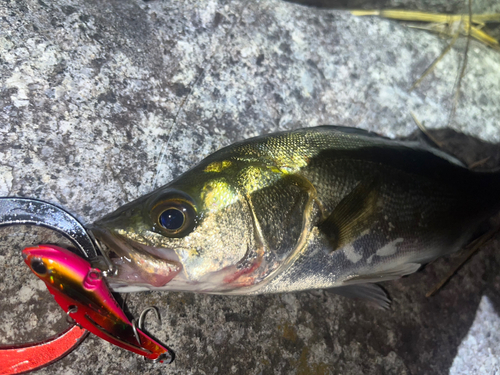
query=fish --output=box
[90,126,500,307]
[22,244,173,362]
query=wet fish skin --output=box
[91,126,500,304]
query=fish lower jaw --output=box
[107,264,273,294]
[90,226,183,287]
[108,277,260,294]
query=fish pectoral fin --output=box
[329,284,390,310]
[318,178,380,252]
[331,262,422,309]
[343,262,422,284]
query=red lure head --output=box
[23,244,90,290]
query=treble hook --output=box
[65,305,79,325]
[139,306,162,328]
[131,306,172,364]
[131,306,162,346]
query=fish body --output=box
[91,126,500,304]
[22,245,172,361]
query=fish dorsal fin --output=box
[329,284,390,310]
[313,125,466,168]
[313,125,392,140]
[318,178,380,252]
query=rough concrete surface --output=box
[1,0,500,374]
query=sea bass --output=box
[90,126,500,306]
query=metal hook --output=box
[137,306,173,363]
[138,306,161,329]
[121,293,129,311]
[131,307,162,348]
[66,305,78,325]
[143,351,174,364]
[131,319,141,346]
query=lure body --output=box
[22,245,172,362]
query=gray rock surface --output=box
[449,295,500,375]
[1,0,500,374]
[286,0,500,13]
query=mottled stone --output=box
[1,0,500,374]
[286,0,500,13]
[449,295,500,375]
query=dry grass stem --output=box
[468,156,491,169]
[426,225,500,297]
[410,33,459,91]
[350,10,500,49]
[410,111,444,148]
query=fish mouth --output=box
[88,226,256,294]
[89,225,183,289]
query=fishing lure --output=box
[0,197,173,374]
[22,244,173,363]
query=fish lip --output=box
[88,225,181,267]
[89,225,184,288]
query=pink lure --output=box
[22,245,172,363]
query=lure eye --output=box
[30,258,47,275]
[151,192,197,237]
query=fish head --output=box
[91,158,264,293]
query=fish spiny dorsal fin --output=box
[314,125,392,140]
[318,178,380,252]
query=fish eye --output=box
[30,258,47,275]
[160,208,185,230]
[151,192,197,237]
